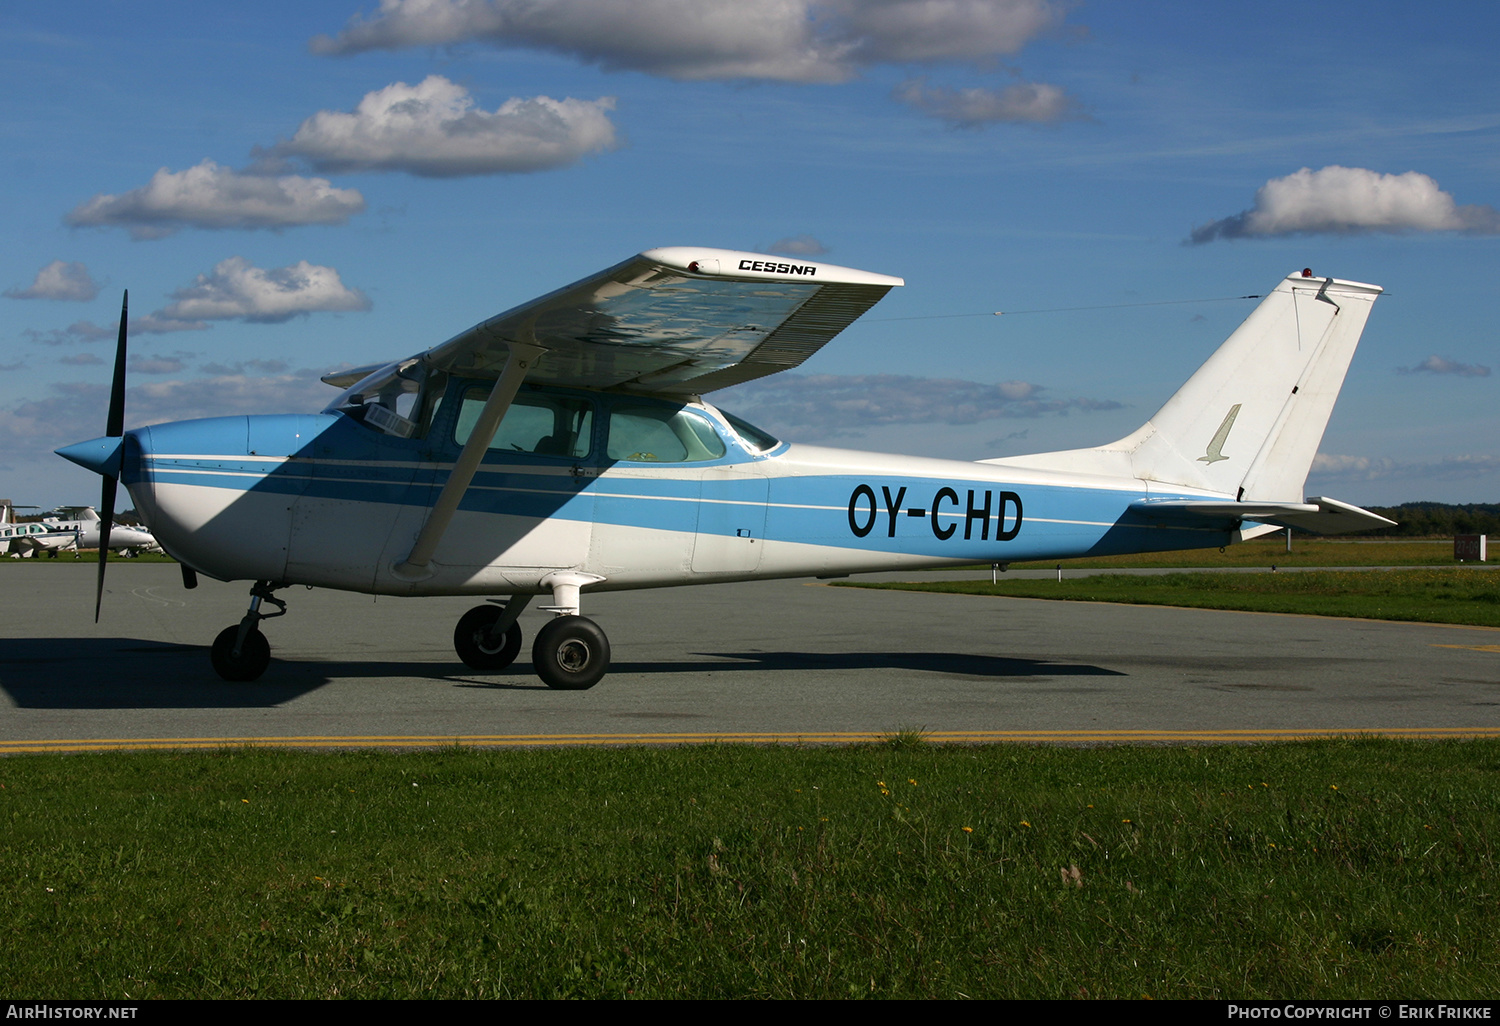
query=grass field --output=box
[1007,537,1458,570]
[837,568,1500,629]
[1,551,176,564]
[4,740,1500,999]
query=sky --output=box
[2,1,1496,510]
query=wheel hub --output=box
[556,639,591,672]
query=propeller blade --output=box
[95,291,127,623]
[94,477,116,622]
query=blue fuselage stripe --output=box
[129,411,1231,564]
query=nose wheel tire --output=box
[454,604,523,672]
[532,615,610,690]
[211,625,270,682]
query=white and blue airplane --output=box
[57,248,1392,687]
[0,499,79,558]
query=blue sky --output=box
[3,1,1496,508]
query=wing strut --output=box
[392,341,545,581]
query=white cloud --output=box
[129,352,197,376]
[5,261,100,301]
[199,359,291,376]
[768,235,829,256]
[127,374,337,425]
[66,159,366,239]
[717,372,1120,433]
[0,372,334,450]
[161,257,372,324]
[267,76,617,177]
[23,315,209,346]
[1396,355,1491,378]
[311,0,1066,82]
[894,77,1083,125]
[1311,452,1500,483]
[840,0,1064,63]
[1190,166,1500,244]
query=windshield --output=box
[325,359,446,439]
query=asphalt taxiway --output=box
[1,563,1496,752]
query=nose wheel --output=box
[210,581,285,682]
[211,625,270,682]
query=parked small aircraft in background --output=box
[58,249,1392,687]
[0,499,78,557]
[42,507,160,556]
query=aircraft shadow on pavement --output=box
[455,650,1126,688]
[0,638,1124,709]
[635,650,1126,678]
[0,637,454,709]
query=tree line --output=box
[1362,502,1500,537]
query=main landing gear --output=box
[452,571,611,690]
[453,597,528,671]
[210,580,285,682]
[207,573,613,690]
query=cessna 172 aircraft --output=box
[57,248,1391,688]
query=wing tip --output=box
[641,246,904,288]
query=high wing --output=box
[321,247,901,582]
[324,247,903,396]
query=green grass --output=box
[1,551,177,564]
[1003,538,1457,570]
[4,742,1500,998]
[840,569,1500,628]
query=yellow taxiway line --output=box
[4,726,1500,755]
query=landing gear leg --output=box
[533,571,610,690]
[211,580,286,682]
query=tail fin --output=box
[987,272,1382,500]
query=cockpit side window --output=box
[455,389,595,458]
[719,410,782,454]
[606,405,727,463]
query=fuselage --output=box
[0,521,77,556]
[120,379,1235,596]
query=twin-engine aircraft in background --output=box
[58,248,1392,688]
[42,507,160,556]
[0,500,77,557]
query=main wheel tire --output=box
[211,625,270,682]
[454,604,523,672]
[532,615,610,690]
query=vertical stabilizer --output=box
[987,272,1381,500]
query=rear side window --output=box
[455,390,594,458]
[606,405,727,463]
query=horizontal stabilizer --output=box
[1132,495,1396,535]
